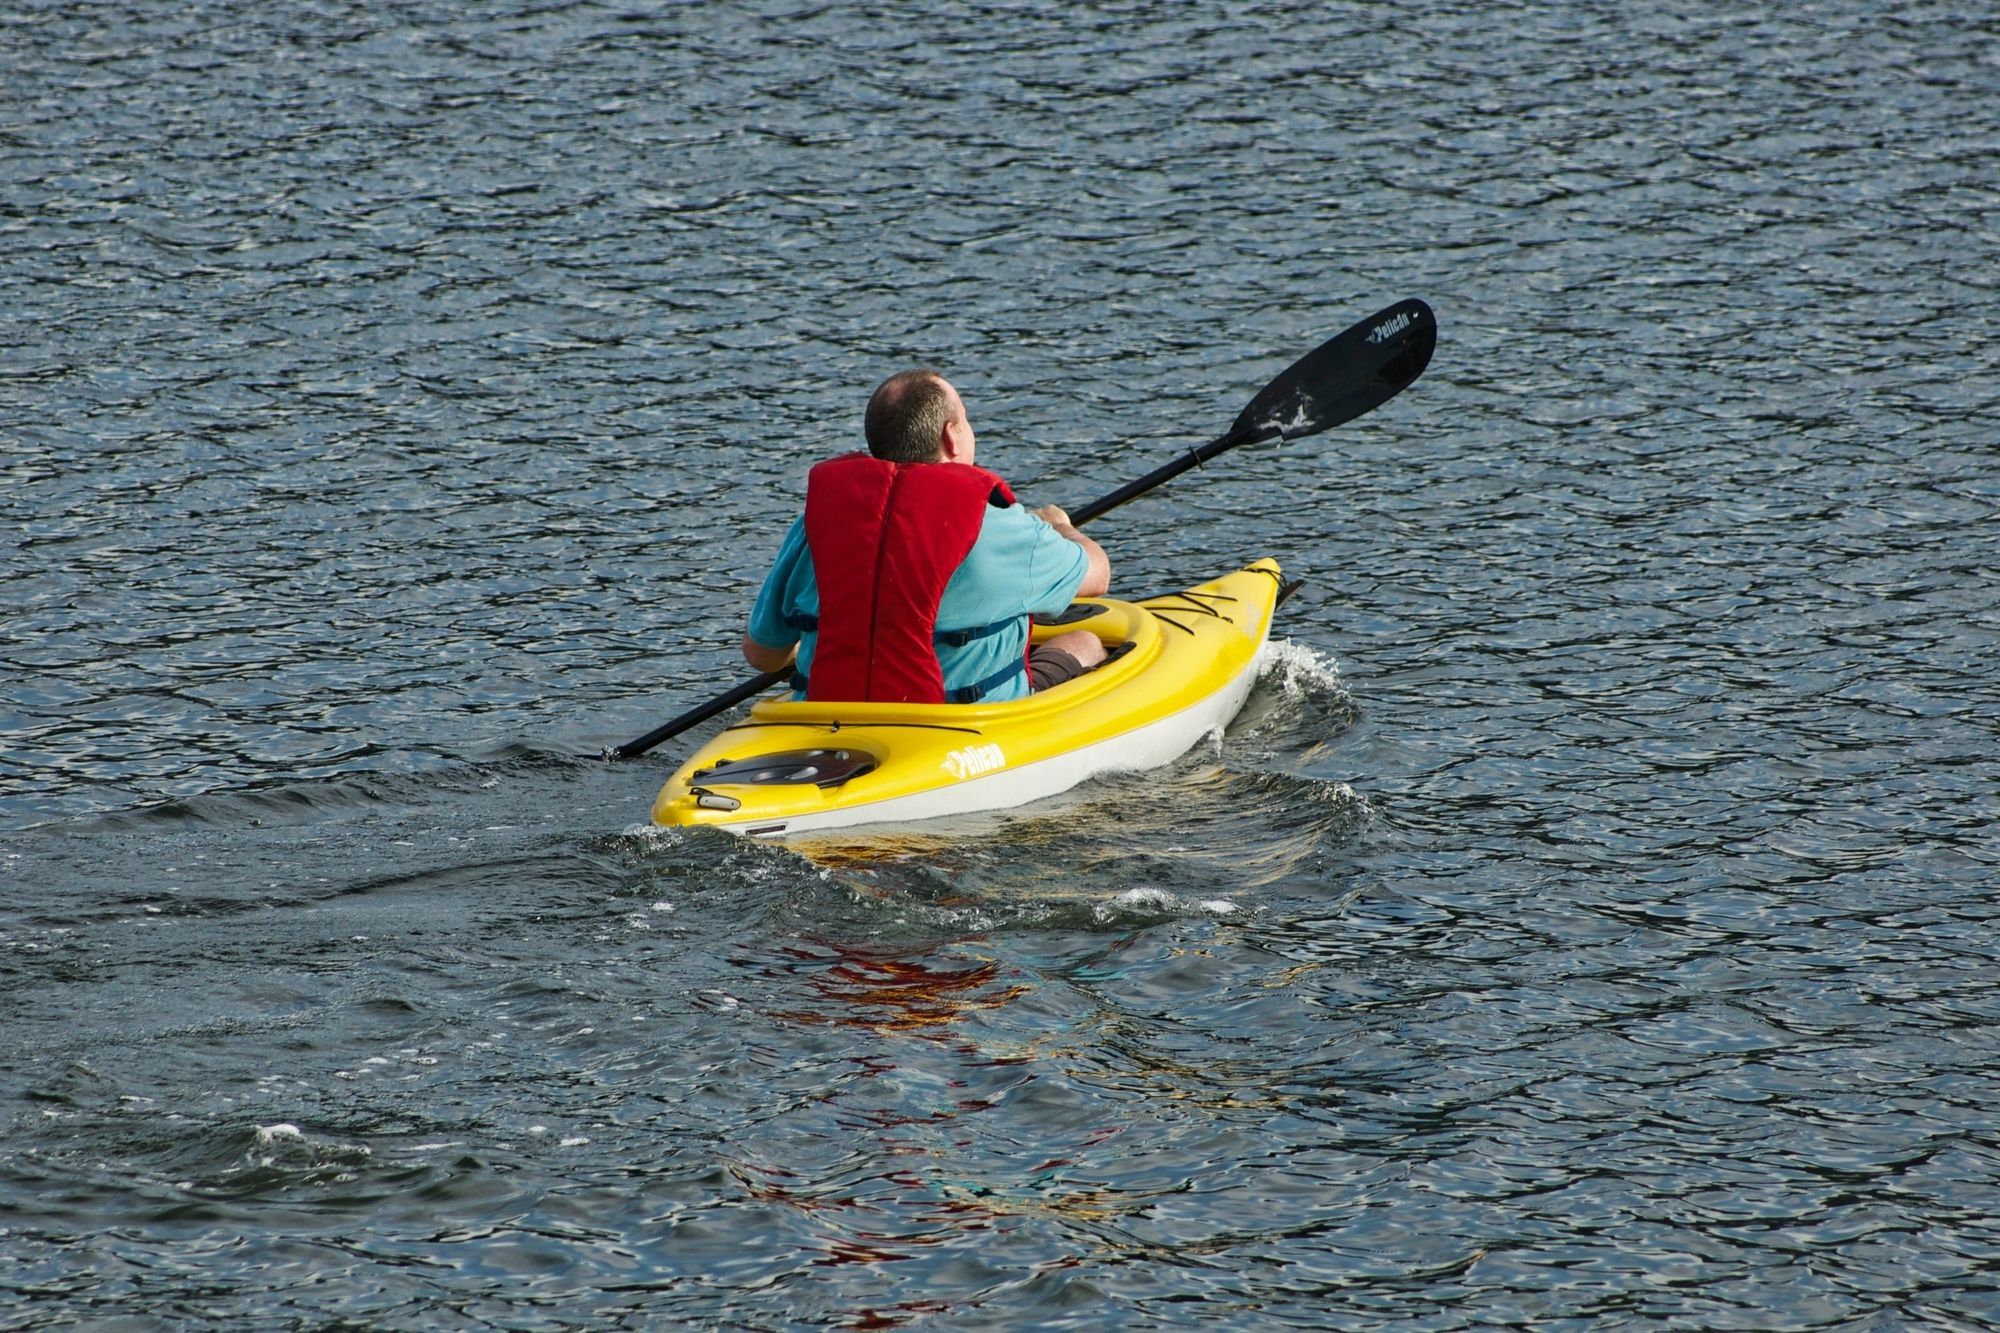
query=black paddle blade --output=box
[1231,298,1436,443]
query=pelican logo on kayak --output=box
[1366,311,1413,344]
[941,743,1006,781]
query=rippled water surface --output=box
[6,0,1999,1326]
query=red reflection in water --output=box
[771,942,1029,1036]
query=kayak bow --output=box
[651,559,1285,838]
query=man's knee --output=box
[1027,631,1107,692]
[1048,629,1106,668]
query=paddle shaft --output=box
[606,299,1436,761]
[605,667,791,762]
[1067,424,1275,528]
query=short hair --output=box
[865,369,955,463]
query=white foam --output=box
[1257,638,1347,699]
[1093,887,1247,923]
[622,822,685,848]
[256,1123,303,1143]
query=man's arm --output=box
[1033,504,1110,598]
[742,633,795,674]
[743,515,808,673]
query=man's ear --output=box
[939,422,964,463]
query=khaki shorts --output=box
[1027,644,1088,692]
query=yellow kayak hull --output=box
[651,559,1284,838]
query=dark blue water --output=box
[6,1,1998,1326]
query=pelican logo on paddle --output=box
[941,743,1006,781]
[1366,310,1414,344]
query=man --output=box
[742,369,1109,704]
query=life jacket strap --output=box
[946,655,1027,705]
[934,617,1015,648]
[784,611,1014,649]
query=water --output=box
[5,0,1998,1325]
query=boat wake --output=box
[61,744,596,836]
[1230,638,1357,747]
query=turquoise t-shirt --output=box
[748,502,1090,702]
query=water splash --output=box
[1258,638,1350,705]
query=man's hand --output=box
[1033,503,1074,531]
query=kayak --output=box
[650,559,1287,838]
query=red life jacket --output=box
[799,452,1021,704]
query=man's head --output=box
[865,369,976,466]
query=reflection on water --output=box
[771,945,1030,1036]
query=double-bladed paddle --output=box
[606,297,1436,761]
